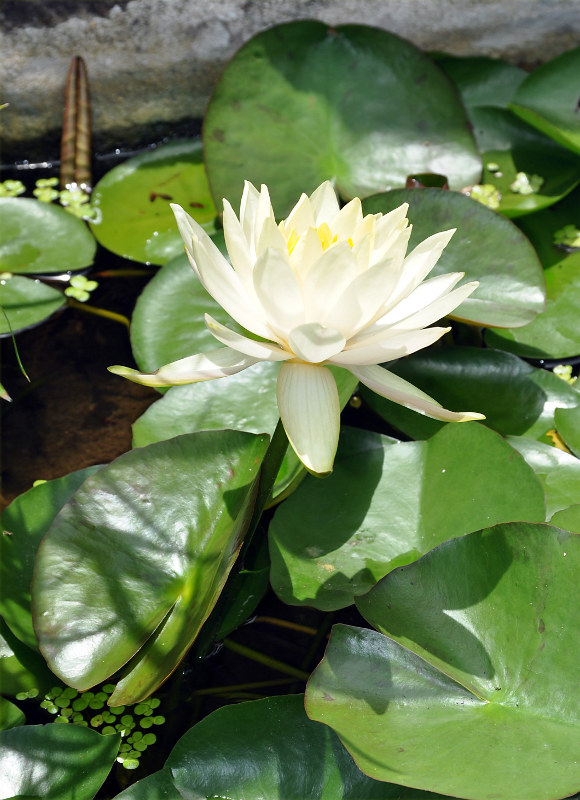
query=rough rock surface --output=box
[1,0,579,160]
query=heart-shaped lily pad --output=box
[90,139,216,265]
[359,346,580,442]
[32,430,269,704]
[306,522,580,800]
[509,45,580,156]
[362,188,545,328]
[436,55,526,109]
[485,188,580,358]
[469,106,580,216]
[204,22,481,215]
[0,274,66,335]
[269,424,545,610]
[0,197,96,275]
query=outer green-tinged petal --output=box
[109,348,258,386]
[332,326,450,366]
[205,314,291,361]
[0,382,11,402]
[349,364,485,421]
[277,363,340,475]
[288,323,346,363]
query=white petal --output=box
[109,348,258,387]
[289,227,324,281]
[331,197,363,240]
[385,280,480,332]
[240,181,261,243]
[222,198,253,285]
[330,326,450,365]
[288,323,346,363]
[283,193,315,235]
[277,362,340,475]
[309,181,340,224]
[302,240,357,324]
[253,247,305,336]
[348,364,486,422]
[170,204,207,278]
[391,228,456,302]
[370,204,410,264]
[257,214,288,259]
[205,314,292,361]
[192,235,271,339]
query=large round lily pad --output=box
[90,139,216,265]
[204,22,481,215]
[0,274,66,335]
[436,55,526,109]
[362,188,545,328]
[0,197,96,275]
[307,522,580,800]
[510,45,580,156]
[269,424,545,611]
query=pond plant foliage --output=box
[1,20,580,800]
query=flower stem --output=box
[66,298,131,329]
[223,639,309,681]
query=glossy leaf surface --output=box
[0,466,100,649]
[363,188,545,327]
[550,504,580,533]
[508,435,580,517]
[359,346,580,442]
[32,431,269,703]
[436,55,526,108]
[90,140,216,265]
[0,619,52,697]
[486,189,580,357]
[470,106,580,216]
[0,724,119,799]
[0,697,24,731]
[555,405,580,456]
[0,275,65,335]
[204,22,480,216]
[269,424,545,610]
[112,769,182,799]
[510,46,580,155]
[168,694,439,799]
[307,523,580,799]
[0,197,96,274]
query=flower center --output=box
[286,223,353,256]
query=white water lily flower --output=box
[110,181,484,475]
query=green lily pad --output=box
[0,724,119,798]
[269,424,545,611]
[436,55,526,108]
[168,694,438,799]
[90,139,216,265]
[359,346,580,442]
[550,504,580,533]
[204,22,480,216]
[0,466,101,649]
[470,106,580,217]
[362,188,545,328]
[0,274,66,335]
[0,697,25,731]
[510,45,580,156]
[307,522,580,800]
[555,405,580,456]
[508,435,580,517]
[32,430,269,704]
[0,197,95,274]
[486,188,580,357]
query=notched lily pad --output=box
[0,274,66,336]
[307,522,580,800]
[436,55,526,109]
[90,139,216,265]
[204,21,481,215]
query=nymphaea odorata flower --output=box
[110,182,484,475]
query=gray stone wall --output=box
[1,0,579,161]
